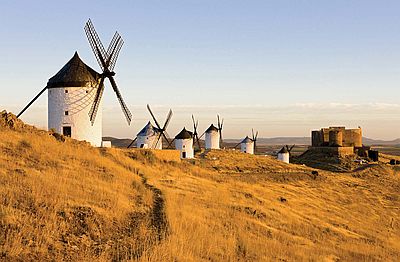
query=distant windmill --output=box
[205,124,219,150]
[84,19,132,125]
[192,115,202,150]
[239,136,254,154]
[204,115,224,150]
[235,129,258,154]
[277,145,294,163]
[146,104,173,148]
[127,121,160,149]
[174,127,194,159]
[127,105,172,149]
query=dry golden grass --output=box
[142,150,400,261]
[0,123,165,261]
[1,114,399,261]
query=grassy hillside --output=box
[1,111,400,261]
[143,150,400,261]
[0,112,166,260]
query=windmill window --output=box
[86,90,88,94]
[64,111,69,116]
[65,90,68,93]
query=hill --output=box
[0,111,166,260]
[363,137,400,146]
[1,111,400,261]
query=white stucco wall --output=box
[205,131,220,149]
[278,153,290,163]
[137,134,163,149]
[48,87,102,147]
[175,138,194,158]
[240,142,254,154]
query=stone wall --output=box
[308,146,355,157]
[311,127,362,147]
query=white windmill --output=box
[174,128,194,159]
[236,129,258,155]
[240,136,254,154]
[205,124,219,149]
[205,115,224,150]
[127,105,173,149]
[277,145,294,163]
[17,20,132,147]
[135,122,163,149]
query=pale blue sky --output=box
[0,1,399,139]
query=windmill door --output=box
[182,152,187,159]
[63,126,71,137]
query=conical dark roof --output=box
[175,127,193,139]
[47,52,101,88]
[137,121,161,136]
[205,124,219,133]
[241,136,253,144]
[278,147,288,154]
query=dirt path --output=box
[110,166,169,260]
[138,172,169,241]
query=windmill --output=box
[127,105,172,149]
[84,19,132,125]
[217,115,224,147]
[146,104,173,148]
[16,19,132,146]
[174,127,194,159]
[252,128,259,154]
[192,115,201,149]
[235,129,258,154]
[278,145,294,163]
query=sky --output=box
[0,0,399,140]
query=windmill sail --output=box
[84,19,132,125]
[192,115,201,149]
[17,87,47,118]
[217,115,224,147]
[146,105,173,149]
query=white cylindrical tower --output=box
[240,136,254,154]
[277,147,290,163]
[47,52,102,147]
[205,124,220,150]
[175,128,194,159]
[136,121,163,149]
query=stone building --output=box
[312,127,362,147]
[310,127,362,156]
